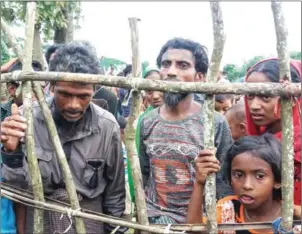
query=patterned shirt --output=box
[139,107,233,223]
[1,99,13,121]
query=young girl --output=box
[187,134,301,233]
[244,59,301,205]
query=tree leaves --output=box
[1,1,82,41]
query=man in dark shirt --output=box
[93,85,118,119]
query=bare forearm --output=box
[294,205,301,219]
[187,182,204,224]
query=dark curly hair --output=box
[156,38,209,74]
[45,44,63,65]
[224,133,282,200]
[49,42,101,75]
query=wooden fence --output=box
[1,1,301,233]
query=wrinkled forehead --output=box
[161,49,195,63]
[55,81,94,94]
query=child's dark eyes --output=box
[255,173,265,179]
[232,171,243,178]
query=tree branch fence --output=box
[0,1,300,233]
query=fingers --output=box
[1,135,9,142]
[195,156,220,165]
[3,114,26,124]
[11,103,20,116]
[198,148,217,157]
[196,162,221,171]
[1,126,25,138]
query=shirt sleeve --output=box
[138,117,150,187]
[102,125,127,233]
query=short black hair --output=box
[144,70,159,79]
[215,94,234,103]
[49,42,101,75]
[156,38,209,74]
[225,102,246,122]
[224,134,282,200]
[45,44,63,64]
[119,64,132,77]
[117,116,127,129]
[247,59,300,83]
[6,60,43,87]
[7,60,43,72]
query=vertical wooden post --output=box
[271,1,294,231]
[31,82,86,234]
[124,17,149,233]
[204,2,226,233]
[21,2,45,234]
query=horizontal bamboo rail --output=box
[1,71,301,96]
[2,187,301,233]
[1,1,300,233]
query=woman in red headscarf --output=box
[244,58,301,205]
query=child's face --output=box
[231,152,280,210]
[225,113,246,141]
[215,99,233,115]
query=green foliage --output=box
[1,38,10,65]
[224,56,265,82]
[290,51,301,61]
[0,1,82,41]
[224,52,301,82]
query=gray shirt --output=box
[1,97,126,233]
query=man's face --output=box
[159,49,203,108]
[53,82,94,122]
[7,83,18,98]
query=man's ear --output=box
[273,182,281,190]
[240,122,247,136]
[50,83,55,93]
[195,72,206,82]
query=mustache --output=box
[63,109,83,115]
[163,77,181,82]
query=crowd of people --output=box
[0,37,301,234]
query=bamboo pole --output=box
[21,3,44,234]
[1,3,86,233]
[1,189,182,234]
[124,17,149,233]
[1,71,301,96]
[31,82,86,234]
[204,2,226,233]
[3,187,300,233]
[271,1,294,231]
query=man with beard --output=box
[139,38,233,224]
[1,42,126,233]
